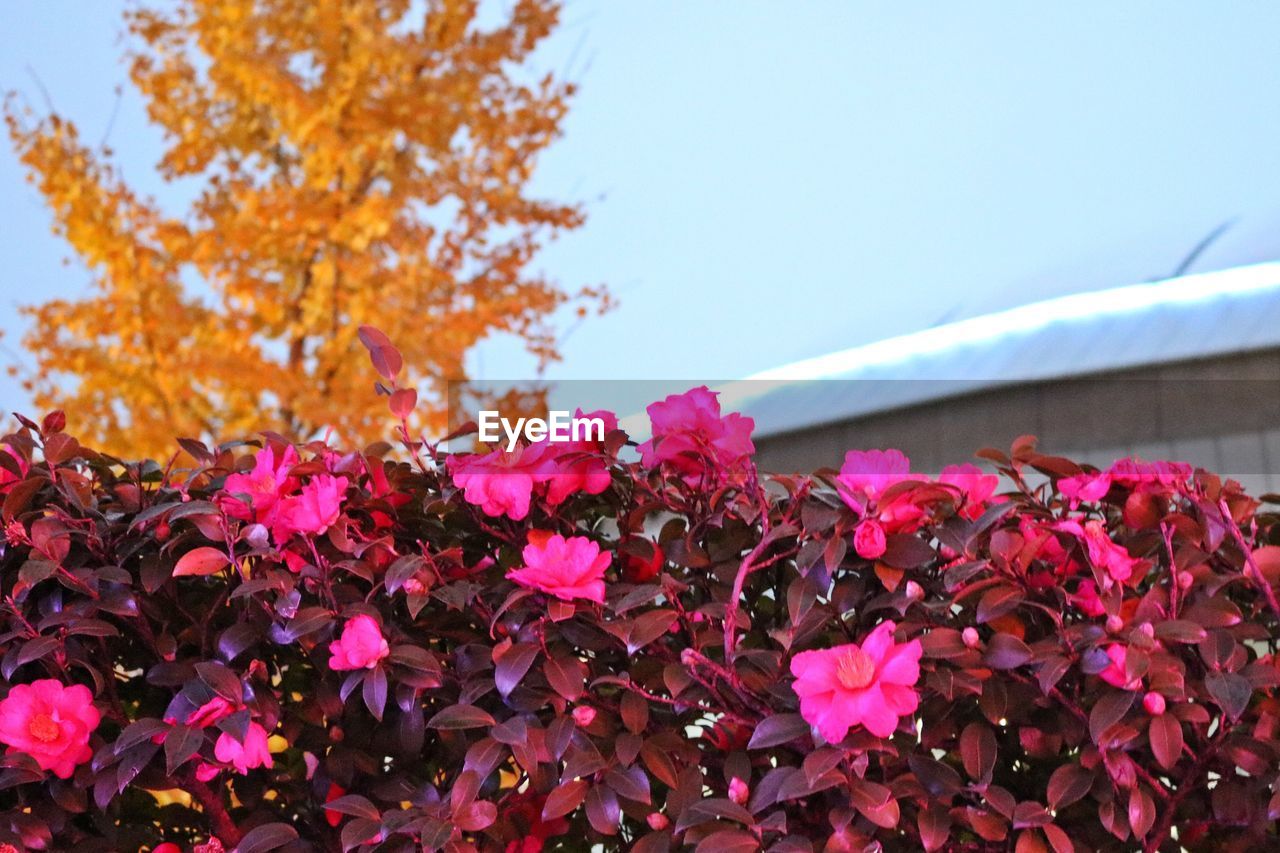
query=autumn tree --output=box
[5,0,605,458]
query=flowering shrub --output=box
[0,372,1277,851]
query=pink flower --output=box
[273,475,348,541]
[184,696,236,728]
[213,721,274,774]
[539,409,618,505]
[853,519,887,560]
[1070,579,1107,618]
[571,706,597,727]
[1143,692,1166,716]
[508,531,610,603]
[0,445,29,492]
[1098,645,1141,691]
[638,387,755,484]
[450,444,550,521]
[1107,458,1192,492]
[1059,471,1111,503]
[328,615,390,671]
[938,464,999,520]
[221,445,299,522]
[1083,520,1145,586]
[1020,517,1080,577]
[789,621,922,742]
[0,679,100,778]
[836,449,912,514]
[727,777,749,805]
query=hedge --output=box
[0,367,1276,851]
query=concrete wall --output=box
[753,349,1280,495]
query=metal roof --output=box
[710,261,1280,440]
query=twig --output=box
[1218,499,1280,622]
[186,774,242,845]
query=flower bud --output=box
[572,705,597,727]
[1177,571,1194,590]
[403,577,426,595]
[962,627,981,648]
[646,812,670,830]
[853,520,887,560]
[1106,614,1124,634]
[1143,691,1166,716]
[904,580,924,602]
[728,776,749,805]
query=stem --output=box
[1218,499,1280,622]
[722,470,770,669]
[187,775,243,845]
[1143,727,1225,853]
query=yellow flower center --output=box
[835,648,876,690]
[27,713,59,743]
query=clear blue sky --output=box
[3,2,1280,413]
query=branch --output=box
[1218,499,1280,622]
[186,774,242,845]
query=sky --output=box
[2,1,1280,414]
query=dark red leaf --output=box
[427,704,495,730]
[1148,714,1183,770]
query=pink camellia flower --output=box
[328,614,390,671]
[0,679,100,779]
[539,409,618,505]
[220,445,299,522]
[508,531,610,604]
[213,721,274,774]
[789,620,922,742]
[1020,517,1081,578]
[1098,644,1142,691]
[0,445,29,492]
[1059,471,1111,504]
[178,696,237,729]
[1107,458,1192,493]
[1070,579,1107,618]
[1082,520,1145,586]
[852,519,887,560]
[450,444,551,521]
[937,463,999,520]
[273,474,348,541]
[638,387,755,483]
[836,449,912,514]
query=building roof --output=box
[716,261,1280,440]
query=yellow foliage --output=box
[5,0,607,458]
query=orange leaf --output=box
[173,547,230,577]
